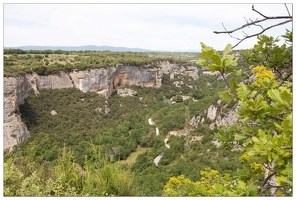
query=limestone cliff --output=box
[35,72,74,89]
[3,62,199,150]
[3,76,32,150]
[69,64,161,95]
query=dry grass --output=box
[119,145,150,165]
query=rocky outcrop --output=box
[50,110,57,115]
[215,109,238,127]
[159,61,199,80]
[189,99,239,130]
[117,88,137,97]
[173,81,184,87]
[189,100,238,130]
[207,104,217,121]
[3,116,30,151]
[208,103,239,130]
[167,129,190,137]
[189,115,205,128]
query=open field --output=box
[119,145,151,165]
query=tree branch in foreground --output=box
[213,5,292,49]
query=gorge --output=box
[3,61,200,150]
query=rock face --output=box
[36,72,73,89]
[207,104,217,121]
[215,109,238,127]
[208,103,239,130]
[3,62,199,150]
[189,115,205,128]
[190,100,239,130]
[3,76,33,150]
[69,65,161,95]
[159,61,199,80]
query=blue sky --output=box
[3,2,293,51]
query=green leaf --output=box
[279,87,292,105]
[249,91,257,98]
[254,94,268,111]
[230,78,238,90]
[218,91,232,102]
[196,58,208,66]
[234,69,242,77]
[257,129,266,139]
[212,183,225,193]
[211,54,222,65]
[234,134,248,142]
[268,89,283,104]
[251,136,260,144]
[222,55,238,67]
[282,113,292,133]
[208,64,222,72]
[276,175,289,186]
[223,44,232,56]
[236,84,250,100]
[273,122,284,132]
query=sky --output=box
[2,1,293,51]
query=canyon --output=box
[3,61,200,150]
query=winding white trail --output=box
[156,127,159,136]
[149,118,170,166]
[148,118,154,125]
[148,118,159,136]
[164,138,170,148]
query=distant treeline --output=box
[4,48,113,55]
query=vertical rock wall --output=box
[3,76,33,150]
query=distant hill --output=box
[4,45,155,52]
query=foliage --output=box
[163,168,258,196]
[241,34,292,84]
[193,31,292,196]
[4,145,141,196]
[4,158,24,196]
[152,103,185,134]
[161,32,292,197]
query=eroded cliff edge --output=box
[3,61,199,150]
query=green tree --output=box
[195,31,292,196]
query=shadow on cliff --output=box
[19,100,39,130]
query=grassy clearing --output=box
[119,145,150,165]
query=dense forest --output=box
[4,28,292,196]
